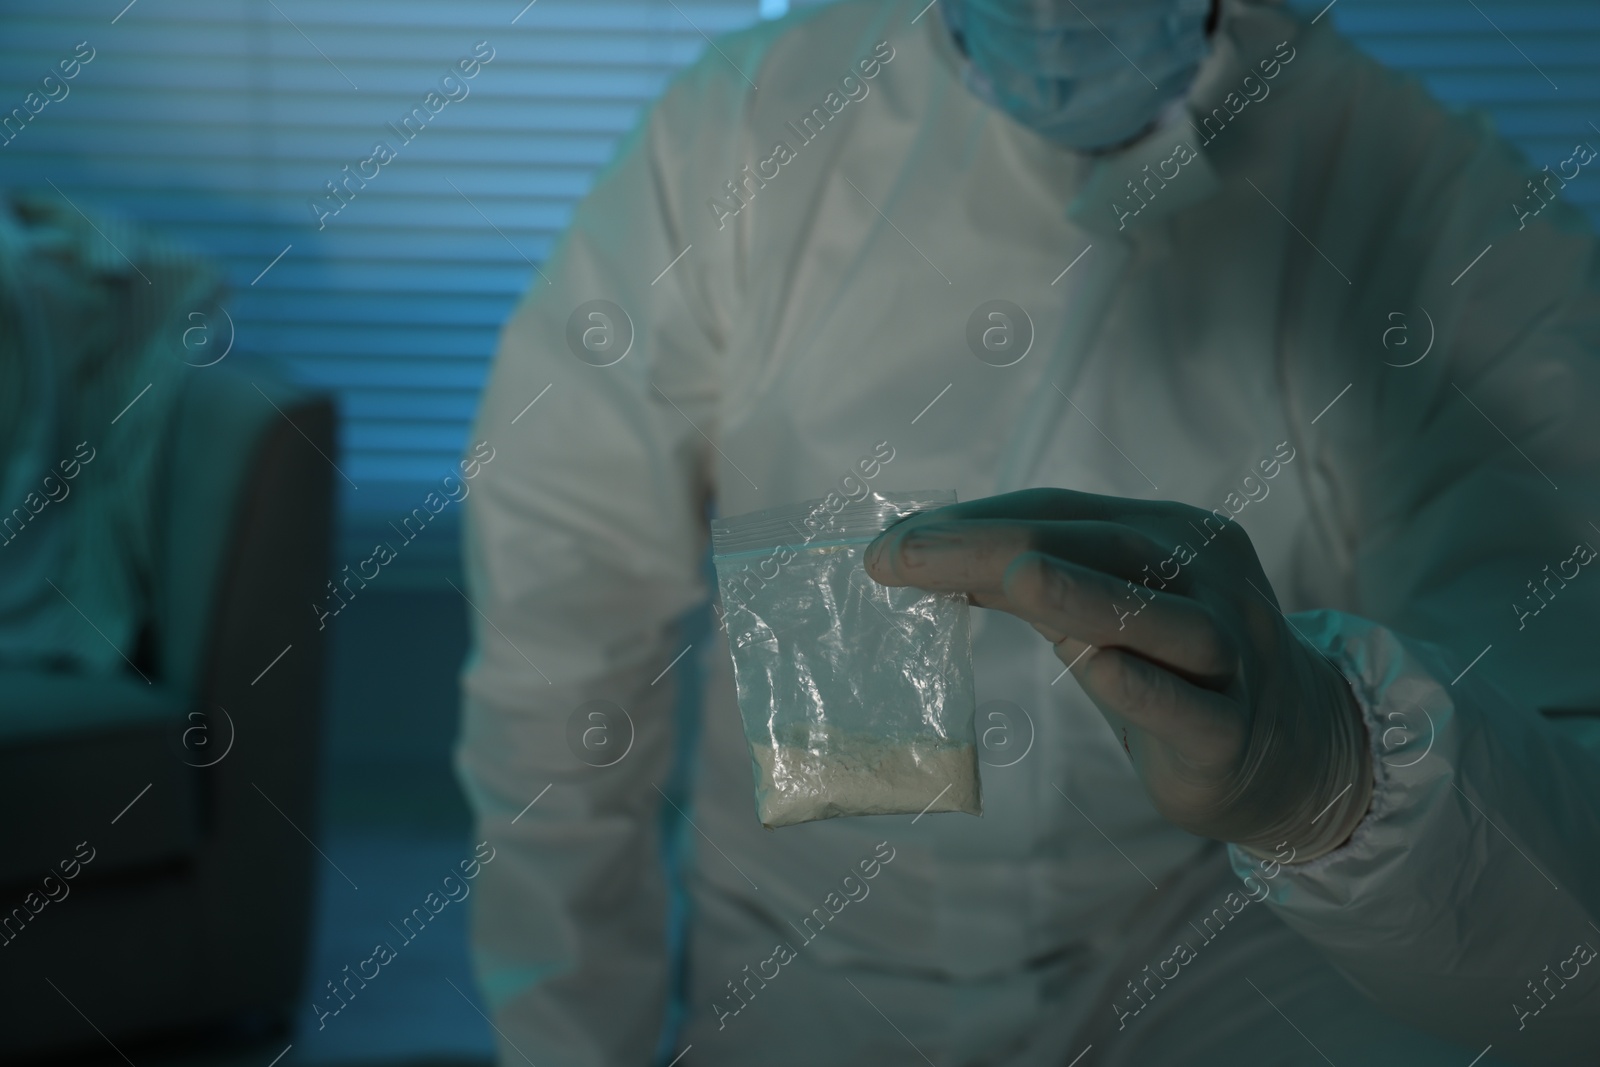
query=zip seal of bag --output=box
[711,489,981,829]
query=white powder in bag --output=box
[751,732,981,828]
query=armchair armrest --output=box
[154,361,337,1019]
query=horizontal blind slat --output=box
[3,0,1595,575]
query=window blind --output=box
[0,0,778,582]
[1291,0,1600,215]
[1,0,1594,584]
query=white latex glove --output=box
[864,488,1373,861]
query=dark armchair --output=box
[0,362,335,1059]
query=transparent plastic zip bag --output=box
[711,490,981,829]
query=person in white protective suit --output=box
[454,0,1600,1062]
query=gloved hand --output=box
[864,488,1373,862]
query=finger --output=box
[966,588,1074,642]
[1002,552,1236,683]
[1068,645,1243,769]
[1032,619,1071,644]
[864,490,1129,581]
[886,488,1133,526]
[866,518,1190,595]
[888,487,1177,528]
[1051,634,1094,667]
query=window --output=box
[2,0,1594,581]
[2,0,781,579]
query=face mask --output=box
[941,0,1214,153]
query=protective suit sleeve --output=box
[1229,26,1600,1059]
[452,29,766,1067]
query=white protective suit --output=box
[455,0,1600,1063]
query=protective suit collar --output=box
[1068,0,1301,235]
[1066,119,1221,237]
